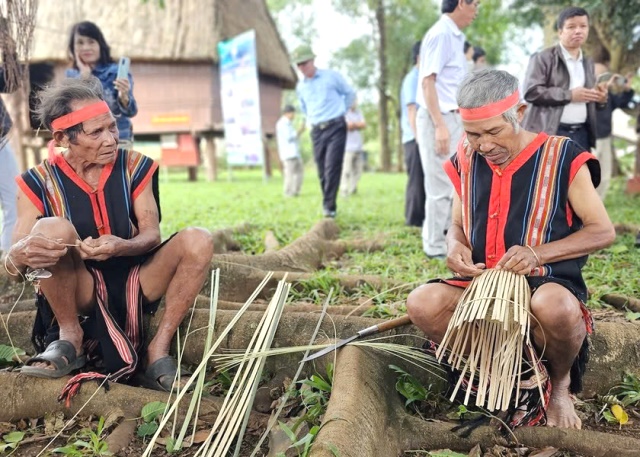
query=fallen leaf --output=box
[530,447,560,457]
[468,444,482,457]
[611,404,629,425]
[188,429,211,444]
[103,410,124,431]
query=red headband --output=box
[50,101,110,131]
[459,90,520,121]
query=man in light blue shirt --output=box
[292,45,355,218]
[401,41,425,227]
[276,105,304,197]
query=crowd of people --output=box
[0,2,637,431]
[277,0,636,431]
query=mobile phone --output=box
[117,57,130,80]
[596,72,612,85]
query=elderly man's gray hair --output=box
[36,76,106,142]
[457,69,521,128]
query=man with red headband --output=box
[407,69,615,429]
[6,77,214,398]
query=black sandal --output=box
[139,356,192,392]
[21,340,86,378]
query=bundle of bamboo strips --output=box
[436,269,543,411]
[193,277,291,457]
[142,271,280,457]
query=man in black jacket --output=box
[522,6,607,151]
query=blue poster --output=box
[218,30,263,166]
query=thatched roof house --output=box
[29,0,297,137]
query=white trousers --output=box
[283,157,304,196]
[594,136,612,200]
[340,150,363,196]
[415,107,461,257]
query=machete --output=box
[301,314,412,363]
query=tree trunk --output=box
[375,0,391,171]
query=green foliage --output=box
[141,401,166,423]
[137,401,167,438]
[288,272,344,304]
[0,344,25,366]
[297,363,334,428]
[390,364,429,408]
[0,431,25,453]
[53,417,112,456]
[609,373,640,407]
[276,364,334,457]
[204,369,234,396]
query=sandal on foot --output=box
[139,356,192,392]
[21,340,86,378]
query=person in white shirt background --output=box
[341,98,366,197]
[276,105,305,197]
[415,0,478,259]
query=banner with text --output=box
[218,30,263,166]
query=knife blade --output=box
[301,314,412,363]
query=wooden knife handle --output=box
[375,314,412,333]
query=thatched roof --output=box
[30,0,297,87]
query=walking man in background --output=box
[522,6,607,151]
[593,57,634,200]
[401,41,425,227]
[341,98,366,197]
[276,105,305,197]
[416,0,478,258]
[292,45,355,218]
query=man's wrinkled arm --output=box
[534,164,615,265]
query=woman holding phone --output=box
[66,21,137,145]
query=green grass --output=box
[159,161,640,308]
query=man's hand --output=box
[447,239,485,277]
[10,233,68,269]
[495,245,539,275]
[570,87,604,103]
[77,235,124,261]
[435,124,450,156]
[594,84,608,104]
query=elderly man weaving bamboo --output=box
[6,77,214,400]
[406,69,615,429]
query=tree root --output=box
[601,293,640,313]
[613,223,640,235]
[210,223,252,253]
[402,418,640,457]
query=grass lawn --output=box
[159,162,640,311]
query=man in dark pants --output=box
[292,45,355,218]
[522,6,607,151]
[401,41,425,227]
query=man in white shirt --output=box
[276,105,304,197]
[522,6,607,151]
[341,99,366,196]
[416,0,478,258]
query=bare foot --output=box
[546,386,581,429]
